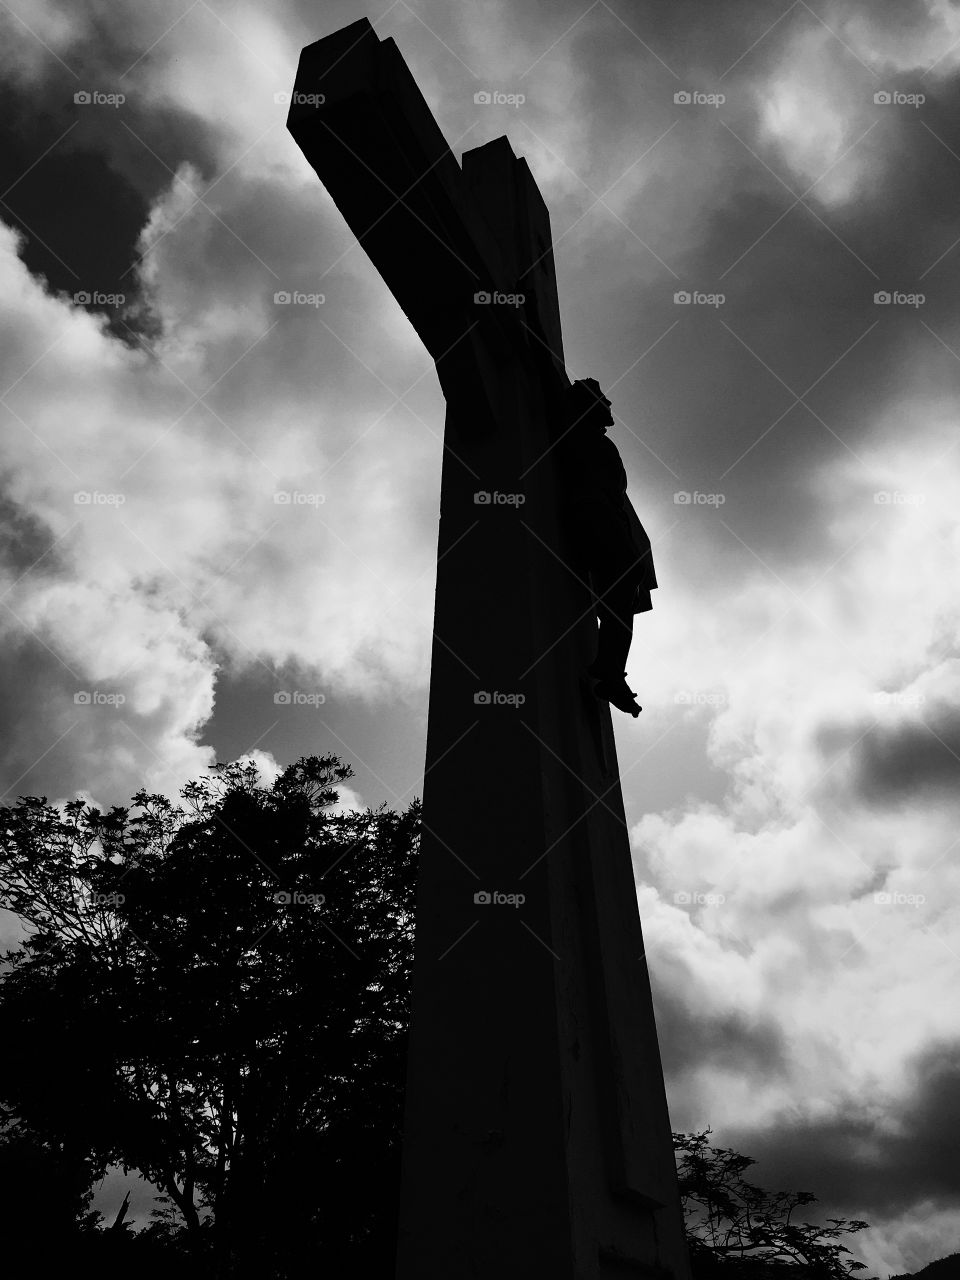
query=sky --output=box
[0,0,959,1270]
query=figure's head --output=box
[568,378,613,431]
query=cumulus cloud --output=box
[2,0,960,1267]
[0,122,441,804]
[631,408,960,1262]
[718,1037,960,1273]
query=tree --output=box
[0,752,875,1277]
[0,754,419,1277]
[674,1128,872,1279]
[0,1104,102,1269]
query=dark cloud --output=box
[603,92,960,580]
[721,1038,960,1218]
[0,491,65,580]
[654,984,791,1082]
[202,662,428,811]
[466,0,960,584]
[0,631,82,804]
[7,0,960,563]
[0,1,959,1266]
[820,707,960,805]
[0,23,220,343]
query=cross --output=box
[287,19,691,1280]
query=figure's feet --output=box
[587,659,638,695]
[592,673,642,717]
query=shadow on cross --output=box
[558,378,658,718]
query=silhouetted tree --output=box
[675,1128,872,1279]
[0,1105,100,1266]
[0,754,877,1278]
[0,1102,207,1273]
[0,754,419,1277]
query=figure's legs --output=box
[588,575,641,716]
[591,578,635,682]
[570,503,642,715]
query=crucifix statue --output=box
[287,19,690,1279]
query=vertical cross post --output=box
[287,20,692,1279]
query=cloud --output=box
[0,176,439,804]
[718,1038,960,1272]
[328,781,366,815]
[3,0,960,1267]
[630,402,960,1261]
[821,698,960,805]
[755,22,882,207]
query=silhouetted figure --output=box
[561,378,658,717]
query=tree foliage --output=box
[0,754,419,1277]
[0,753,874,1277]
[675,1129,871,1279]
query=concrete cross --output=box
[287,18,691,1279]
